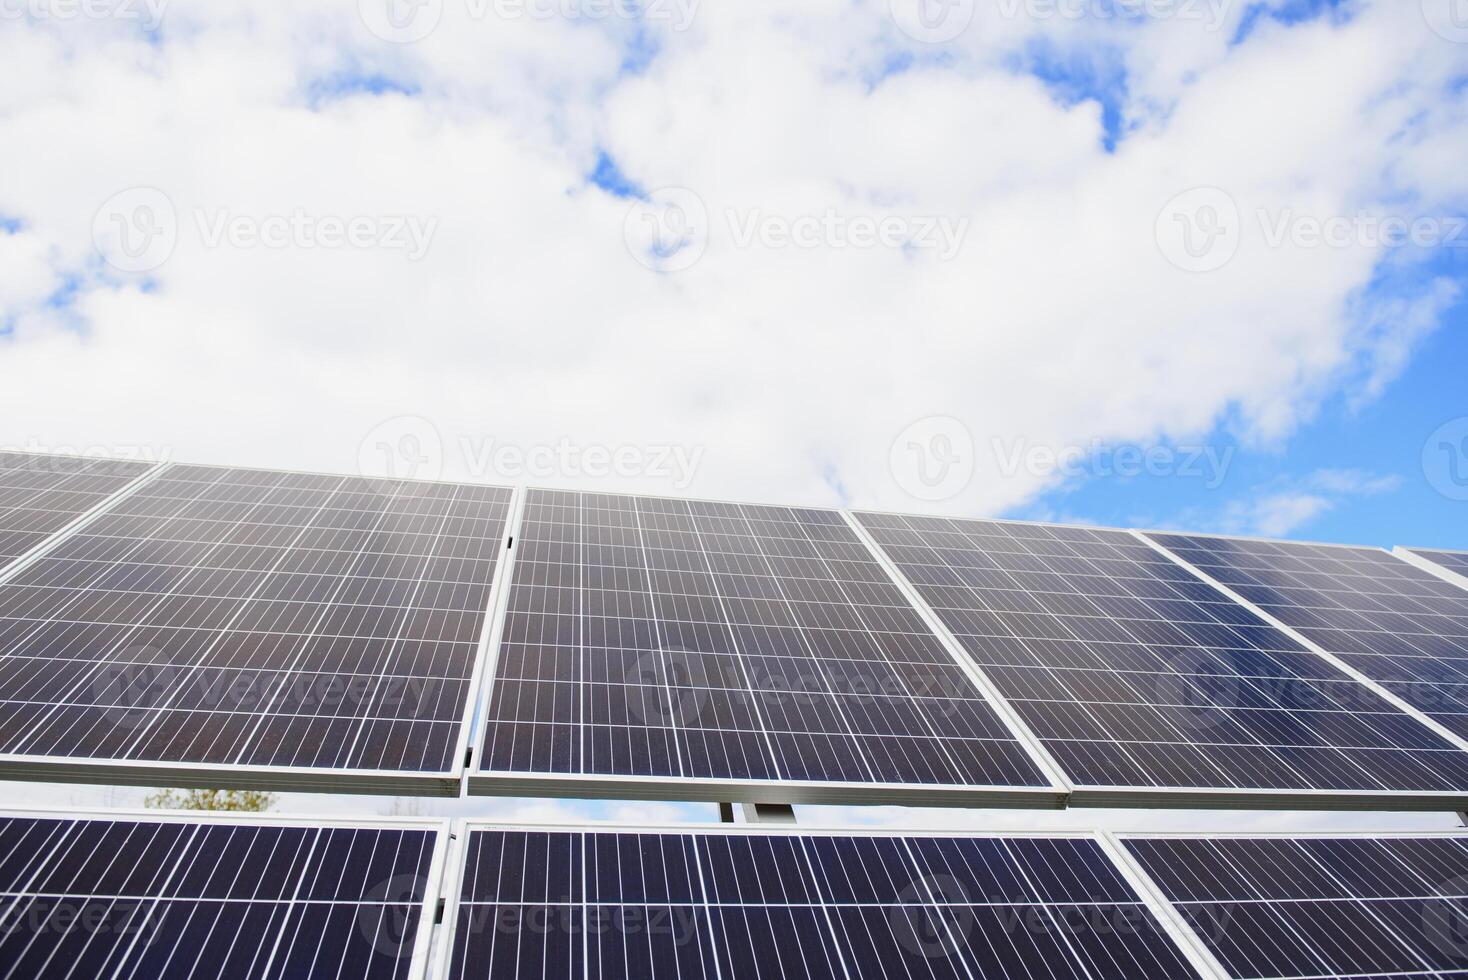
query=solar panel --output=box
[0,808,445,980]
[1146,532,1468,749]
[1398,547,1468,591]
[1118,831,1468,979]
[438,824,1218,980]
[0,464,514,794]
[853,512,1468,808]
[0,452,156,575]
[470,489,1065,806]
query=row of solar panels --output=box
[2,450,1468,810]
[8,807,1468,979]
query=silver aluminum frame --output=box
[1134,528,1468,755]
[432,819,1228,980]
[0,460,520,797]
[844,509,1468,811]
[1394,545,1468,594]
[0,805,452,980]
[1105,826,1468,980]
[464,486,1069,808]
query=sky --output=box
[2,0,1468,833]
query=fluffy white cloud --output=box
[0,0,1463,518]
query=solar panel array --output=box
[0,452,154,574]
[1121,833,1468,979]
[0,465,512,791]
[1403,548,1468,585]
[1147,533,1468,746]
[476,489,1058,802]
[0,813,440,980]
[853,512,1468,803]
[443,826,1208,980]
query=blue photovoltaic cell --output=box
[0,814,438,979]
[1410,549,1468,584]
[1123,833,1468,979]
[0,465,512,783]
[855,513,1468,796]
[479,490,1053,794]
[1148,534,1468,744]
[447,828,1204,980]
[0,452,153,573]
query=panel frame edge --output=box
[1094,830,1234,980]
[1394,546,1468,594]
[1130,529,1468,757]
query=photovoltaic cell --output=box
[0,465,512,791]
[0,452,153,573]
[1404,548,1468,586]
[1121,833,1468,979]
[854,512,1468,801]
[1147,533,1468,745]
[0,813,439,980]
[476,489,1057,800]
[444,827,1206,980]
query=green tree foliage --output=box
[144,788,276,812]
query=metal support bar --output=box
[739,803,796,824]
[718,802,735,824]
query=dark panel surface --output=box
[447,828,1203,980]
[0,815,437,980]
[479,490,1052,793]
[856,513,1468,796]
[1124,833,1468,979]
[1408,549,1468,584]
[1150,534,1468,744]
[0,452,153,573]
[0,466,511,779]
